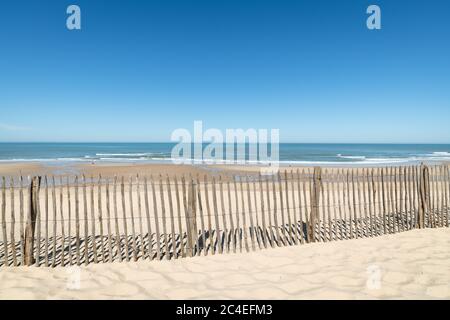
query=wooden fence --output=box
[0,164,449,267]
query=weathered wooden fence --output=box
[0,164,449,267]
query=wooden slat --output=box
[166,175,177,258]
[44,176,49,267]
[251,176,262,249]
[218,176,229,253]
[227,180,236,253]
[97,175,104,263]
[105,178,113,262]
[322,169,333,241]
[2,177,8,266]
[438,166,444,227]
[143,176,154,260]
[59,177,65,266]
[271,174,282,245]
[320,171,327,242]
[82,175,89,265]
[51,176,58,267]
[158,176,169,260]
[204,175,214,255]
[240,177,250,252]
[196,176,206,256]
[258,174,268,248]
[150,175,162,260]
[360,169,368,238]
[367,168,374,237]
[136,175,145,259]
[246,176,257,250]
[20,176,25,266]
[302,170,311,242]
[278,171,290,244]
[180,176,192,257]
[9,178,17,266]
[233,178,243,252]
[284,171,296,244]
[295,170,305,244]
[24,177,39,266]
[74,176,81,266]
[351,169,358,239]
[211,177,222,254]
[444,165,449,227]
[334,169,345,240]
[129,177,138,261]
[120,177,130,262]
[265,175,275,247]
[113,176,122,262]
[66,177,73,265]
[90,176,98,264]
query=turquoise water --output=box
[0,143,449,165]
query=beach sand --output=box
[0,228,448,299]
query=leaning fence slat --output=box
[360,169,368,238]
[135,176,144,259]
[2,177,8,266]
[227,180,236,253]
[59,177,65,266]
[105,178,113,262]
[74,176,81,266]
[82,175,89,265]
[90,176,98,264]
[233,179,243,252]
[97,176,105,263]
[166,175,177,258]
[302,171,311,242]
[66,177,73,265]
[271,174,282,246]
[129,177,138,261]
[251,177,263,249]
[120,177,130,262]
[151,176,162,260]
[158,176,169,260]
[258,174,268,248]
[295,170,305,244]
[278,172,289,244]
[204,176,214,255]
[20,176,25,266]
[51,176,57,267]
[211,177,222,254]
[444,165,449,227]
[339,169,346,240]
[264,175,274,247]
[246,176,257,250]
[219,176,229,253]
[367,169,374,237]
[240,178,250,252]
[196,176,206,256]
[284,171,296,245]
[113,176,122,262]
[44,176,49,267]
[9,178,17,266]
[143,177,154,260]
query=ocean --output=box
[0,143,449,166]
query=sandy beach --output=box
[0,228,448,299]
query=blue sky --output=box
[0,0,449,143]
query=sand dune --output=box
[0,228,448,300]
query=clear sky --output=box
[0,0,449,143]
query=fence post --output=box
[309,167,322,242]
[24,176,41,266]
[185,179,198,256]
[418,164,429,229]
